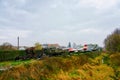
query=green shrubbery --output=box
[0,50,26,61]
[0,48,67,61]
[0,53,119,80]
[0,49,102,61]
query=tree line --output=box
[0,42,42,51]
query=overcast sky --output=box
[0,0,120,47]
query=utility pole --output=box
[17,36,19,50]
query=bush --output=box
[110,53,120,66]
[0,50,26,61]
[109,53,120,79]
[0,50,45,61]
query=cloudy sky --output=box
[0,0,120,47]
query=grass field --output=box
[0,52,120,80]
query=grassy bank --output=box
[0,53,120,80]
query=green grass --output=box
[0,59,33,68]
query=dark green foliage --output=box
[0,50,45,61]
[102,55,110,65]
[104,28,120,53]
[43,48,66,56]
[0,50,26,61]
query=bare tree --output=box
[0,42,16,50]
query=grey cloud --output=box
[0,0,120,46]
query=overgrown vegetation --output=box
[104,28,120,53]
[0,49,66,61]
[0,50,26,61]
[0,52,120,80]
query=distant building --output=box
[68,42,71,48]
[42,44,48,48]
[18,46,28,50]
[42,44,60,49]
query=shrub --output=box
[110,53,120,66]
[0,50,26,61]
